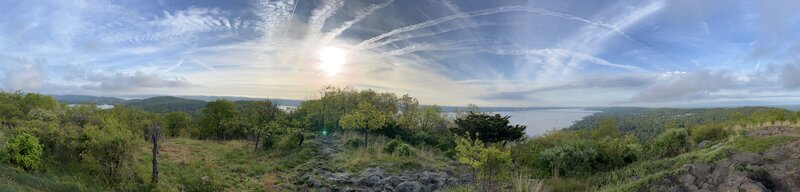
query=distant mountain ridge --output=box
[51,94,304,115]
[52,95,127,105]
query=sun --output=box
[318,46,346,76]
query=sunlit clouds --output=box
[0,0,799,107]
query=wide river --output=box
[494,108,599,136]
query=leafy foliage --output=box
[198,99,240,140]
[537,141,599,177]
[165,111,192,137]
[452,112,526,144]
[339,101,389,147]
[455,135,512,190]
[647,128,690,158]
[689,124,731,143]
[4,133,43,171]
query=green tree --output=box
[453,112,525,145]
[455,135,512,190]
[397,94,421,132]
[590,116,620,140]
[164,111,192,137]
[4,133,43,171]
[419,105,447,133]
[339,101,388,147]
[199,99,239,140]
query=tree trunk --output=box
[364,130,369,147]
[254,135,260,152]
[151,122,160,185]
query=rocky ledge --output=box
[298,167,470,192]
[651,141,800,192]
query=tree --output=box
[453,112,526,145]
[340,101,388,147]
[4,133,43,171]
[164,112,192,137]
[419,105,447,133]
[455,135,511,190]
[397,94,421,132]
[590,116,620,140]
[199,99,239,140]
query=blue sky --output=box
[0,0,799,107]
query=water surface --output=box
[494,108,598,136]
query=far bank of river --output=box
[493,108,599,136]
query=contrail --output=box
[360,21,500,50]
[482,48,647,72]
[319,0,394,44]
[306,0,344,40]
[163,58,185,73]
[376,40,484,57]
[356,6,640,49]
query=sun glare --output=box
[318,46,346,76]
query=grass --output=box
[133,137,317,191]
[726,135,800,153]
[544,125,800,192]
[334,131,458,174]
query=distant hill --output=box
[52,95,127,105]
[124,96,207,115]
[176,95,302,106]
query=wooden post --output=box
[151,122,160,185]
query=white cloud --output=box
[631,70,737,102]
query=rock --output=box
[678,174,697,185]
[305,175,322,188]
[698,140,711,148]
[739,182,769,192]
[363,167,386,178]
[446,177,461,185]
[382,176,406,187]
[397,181,424,192]
[357,168,386,187]
[683,164,712,179]
[731,153,759,164]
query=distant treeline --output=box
[569,107,800,140]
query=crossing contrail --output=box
[306,0,344,40]
[319,0,394,44]
[360,21,500,50]
[356,5,641,49]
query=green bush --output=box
[648,128,690,158]
[345,138,364,148]
[690,124,730,143]
[5,133,43,171]
[396,144,412,156]
[383,138,401,153]
[260,133,278,150]
[622,143,644,163]
[536,140,599,177]
[276,132,301,152]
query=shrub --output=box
[648,128,690,158]
[396,144,412,156]
[383,138,401,153]
[536,140,600,177]
[455,136,512,190]
[276,132,301,152]
[345,138,364,148]
[622,143,644,163]
[690,124,731,143]
[260,133,278,150]
[5,133,43,171]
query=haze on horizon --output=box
[0,0,799,107]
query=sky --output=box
[0,0,799,107]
